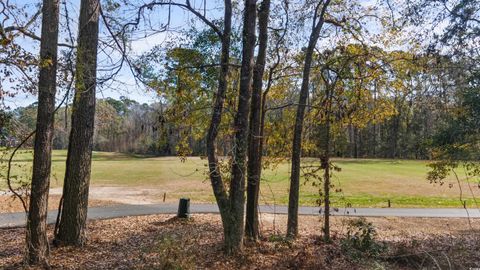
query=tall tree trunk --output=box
[206,0,257,254]
[372,80,377,157]
[391,114,400,159]
[287,0,331,238]
[26,0,59,265]
[245,0,270,240]
[226,0,257,253]
[353,127,358,158]
[206,0,232,253]
[56,0,99,246]
[322,84,333,242]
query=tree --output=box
[427,71,480,199]
[130,0,251,254]
[223,0,257,251]
[94,100,122,151]
[245,0,270,240]
[25,0,59,265]
[56,0,100,246]
[287,0,331,238]
[197,0,258,254]
[0,110,11,144]
[407,0,479,159]
[309,44,396,240]
[143,40,220,156]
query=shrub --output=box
[341,218,385,260]
[151,234,195,270]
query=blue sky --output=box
[2,0,449,109]
[3,0,224,109]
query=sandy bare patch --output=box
[50,186,165,205]
[50,185,204,205]
[0,194,119,214]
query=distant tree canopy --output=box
[2,52,472,161]
[2,0,477,162]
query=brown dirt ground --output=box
[1,214,479,269]
[0,195,118,213]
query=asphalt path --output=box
[1,203,479,228]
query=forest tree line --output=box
[2,51,465,161]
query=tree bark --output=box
[26,0,59,265]
[226,0,257,253]
[206,0,232,251]
[287,0,331,238]
[206,0,257,254]
[372,81,377,157]
[245,0,270,240]
[56,0,99,246]
[322,82,333,242]
[353,126,359,158]
[204,0,252,254]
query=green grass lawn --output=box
[2,150,479,208]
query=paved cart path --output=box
[1,204,480,228]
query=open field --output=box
[2,150,479,208]
[1,214,479,269]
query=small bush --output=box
[151,234,195,270]
[267,234,293,249]
[341,218,385,260]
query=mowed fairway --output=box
[3,150,479,207]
